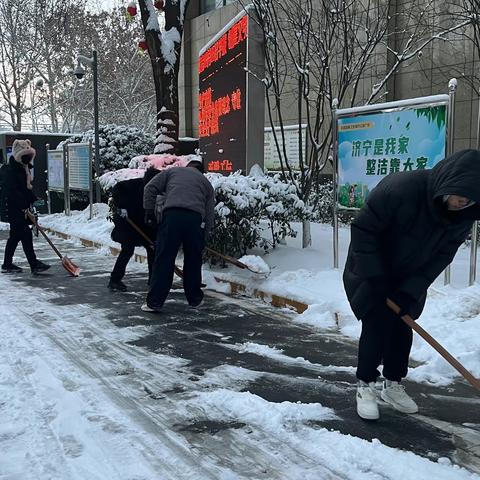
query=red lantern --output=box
[154,0,164,10]
[126,2,137,16]
[138,40,148,52]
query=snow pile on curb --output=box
[39,204,115,248]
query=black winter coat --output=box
[0,157,36,223]
[111,177,155,246]
[343,149,480,320]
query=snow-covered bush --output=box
[308,178,334,224]
[207,171,312,258]
[61,124,154,172]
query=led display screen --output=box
[199,14,248,174]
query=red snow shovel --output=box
[125,217,194,283]
[386,298,480,392]
[26,211,80,277]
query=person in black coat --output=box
[1,139,50,274]
[108,168,160,291]
[343,149,480,420]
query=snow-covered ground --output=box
[29,204,480,388]
[0,229,478,479]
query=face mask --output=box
[21,154,32,165]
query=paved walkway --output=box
[1,230,480,476]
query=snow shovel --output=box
[125,217,195,283]
[386,298,480,392]
[26,211,80,277]
[205,246,270,275]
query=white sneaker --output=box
[356,381,380,420]
[141,303,161,313]
[381,380,418,414]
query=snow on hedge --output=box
[60,125,154,172]
[207,169,312,257]
[98,153,202,190]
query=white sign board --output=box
[47,150,64,191]
[68,143,90,190]
[264,124,307,171]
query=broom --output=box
[125,217,191,282]
[387,298,480,391]
[205,246,270,276]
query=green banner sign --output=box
[337,104,446,208]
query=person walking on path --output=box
[141,160,215,312]
[108,168,160,291]
[0,139,50,274]
[343,149,480,421]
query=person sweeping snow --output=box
[141,159,215,312]
[0,139,50,274]
[108,168,160,291]
[343,149,480,421]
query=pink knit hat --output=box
[12,139,36,163]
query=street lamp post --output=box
[74,50,101,203]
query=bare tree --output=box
[18,0,87,132]
[437,2,480,95]
[95,7,156,131]
[0,0,36,130]
[60,6,156,133]
[249,0,472,247]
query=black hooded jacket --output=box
[0,157,36,223]
[110,177,156,246]
[343,149,480,320]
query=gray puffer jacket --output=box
[143,166,215,234]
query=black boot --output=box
[31,260,51,274]
[108,279,127,292]
[1,263,23,273]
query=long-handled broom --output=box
[26,211,80,277]
[387,298,480,391]
[205,246,270,276]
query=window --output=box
[200,0,216,14]
[200,0,236,14]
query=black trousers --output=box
[3,217,37,267]
[147,208,205,308]
[111,241,155,283]
[356,304,413,383]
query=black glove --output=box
[388,290,416,317]
[144,209,157,228]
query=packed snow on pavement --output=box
[33,205,480,386]
[1,207,480,479]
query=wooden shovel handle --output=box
[125,217,184,279]
[205,246,247,269]
[126,217,154,248]
[26,211,63,259]
[386,298,480,391]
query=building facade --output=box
[180,1,480,165]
